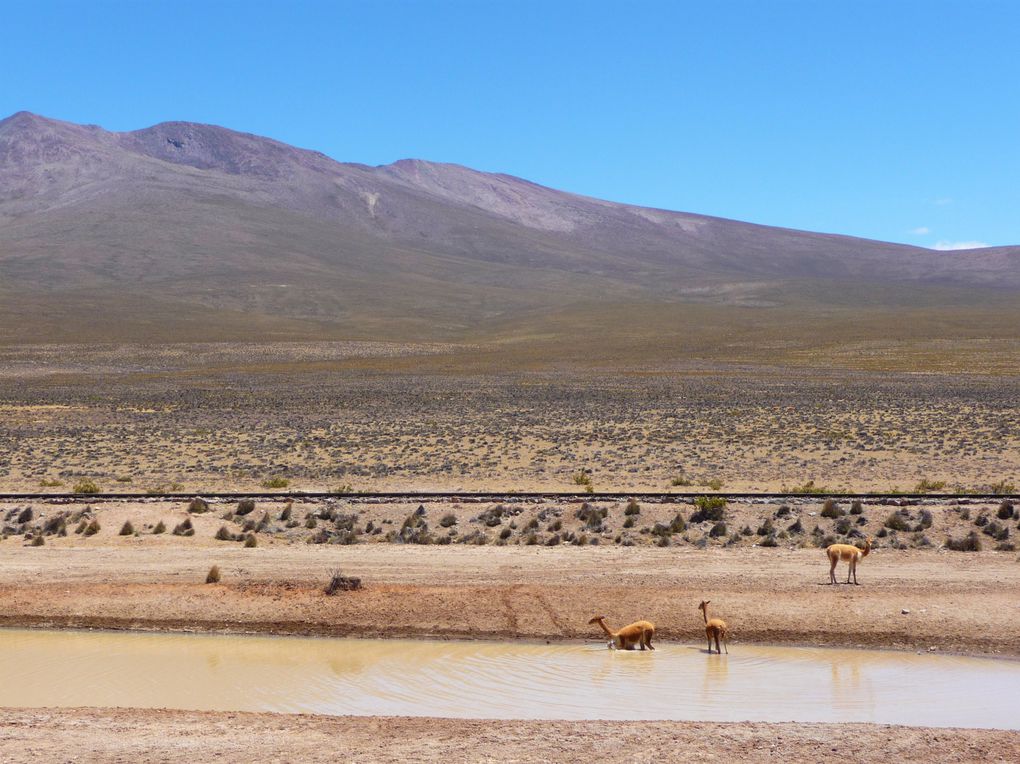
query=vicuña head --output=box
[587,614,656,651]
[698,600,728,654]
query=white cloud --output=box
[910,226,930,235]
[933,240,990,251]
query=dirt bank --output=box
[1,544,1018,655]
[0,708,1016,763]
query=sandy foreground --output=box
[1,540,1019,761]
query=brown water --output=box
[0,629,1016,729]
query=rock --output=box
[901,609,910,615]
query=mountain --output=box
[1,111,1018,365]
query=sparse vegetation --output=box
[261,477,290,489]
[205,565,221,584]
[73,478,100,495]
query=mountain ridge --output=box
[1,111,1018,360]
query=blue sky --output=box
[3,1,1018,248]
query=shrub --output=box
[834,518,852,535]
[624,499,641,516]
[499,527,512,540]
[83,519,101,536]
[914,479,946,493]
[820,500,844,518]
[243,533,257,548]
[791,480,828,494]
[235,500,256,516]
[279,502,293,521]
[997,501,1015,520]
[668,512,687,533]
[759,535,778,547]
[623,516,635,528]
[990,480,1016,495]
[995,542,1016,552]
[575,503,607,531]
[17,506,33,524]
[705,478,724,491]
[547,519,562,532]
[152,520,166,534]
[775,505,791,518]
[215,525,233,541]
[546,534,561,546]
[335,484,354,495]
[945,532,981,552]
[324,567,362,594]
[205,565,221,584]
[787,518,803,534]
[709,521,728,537]
[884,513,911,532]
[914,509,933,531]
[756,518,775,537]
[261,477,290,489]
[572,470,592,487]
[440,513,457,528]
[690,496,726,523]
[850,500,863,515]
[118,521,135,536]
[38,478,63,487]
[30,534,44,546]
[172,518,194,536]
[73,479,100,495]
[188,498,210,514]
[670,476,692,487]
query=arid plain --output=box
[2,343,1020,762]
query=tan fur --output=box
[698,600,728,654]
[826,536,872,585]
[587,615,656,650]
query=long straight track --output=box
[0,491,1016,503]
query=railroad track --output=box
[0,491,1016,503]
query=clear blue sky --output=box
[3,1,1018,248]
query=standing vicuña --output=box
[698,600,728,654]
[826,536,871,585]
[587,616,655,650]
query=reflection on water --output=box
[0,629,1016,729]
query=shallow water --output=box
[0,629,1016,728]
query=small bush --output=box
[759,535,779,547]
[325,567,362,594]
[709,521,728,537]
[215,525,233,541]
[945,532,981,552]
[83,519,101,536]
[119,521,135,536]
[705,478,724,491]
[243,533,257,548]
[73,479,100,495]
[775,505,791,518]
[39,478,63,487]
[235,499,256,516]
[997,502,1015,520]
[623,516,635,528]
[188,498,210,514]
[670,476,692,487]
[548,519,562,532]
[915,479,946,493]
[756,518,775,537]
[17,506,33,524]
[440,513,457,527]
[787,518,803,534]
[279,502,293,521]
[152,520,166,534]
[884,513,911,532]
[172,518,194,536]
[624,499,641,516]
[850,500,863,515]
[690,496,726,523]
[499,527,512,540]
[820,500,844,518]
[261,477,290,489]
[990,480,1016,495]
[205,565,221,584]
[572,470,592,487]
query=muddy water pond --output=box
[0,629,1016,729]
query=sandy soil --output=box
[1,542,1019,655]
[0,708,1017,763]
[2,515,1019,761]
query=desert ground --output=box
[2,496,1020,761]
[2,346,1019,761]
[1,342,1018,495]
